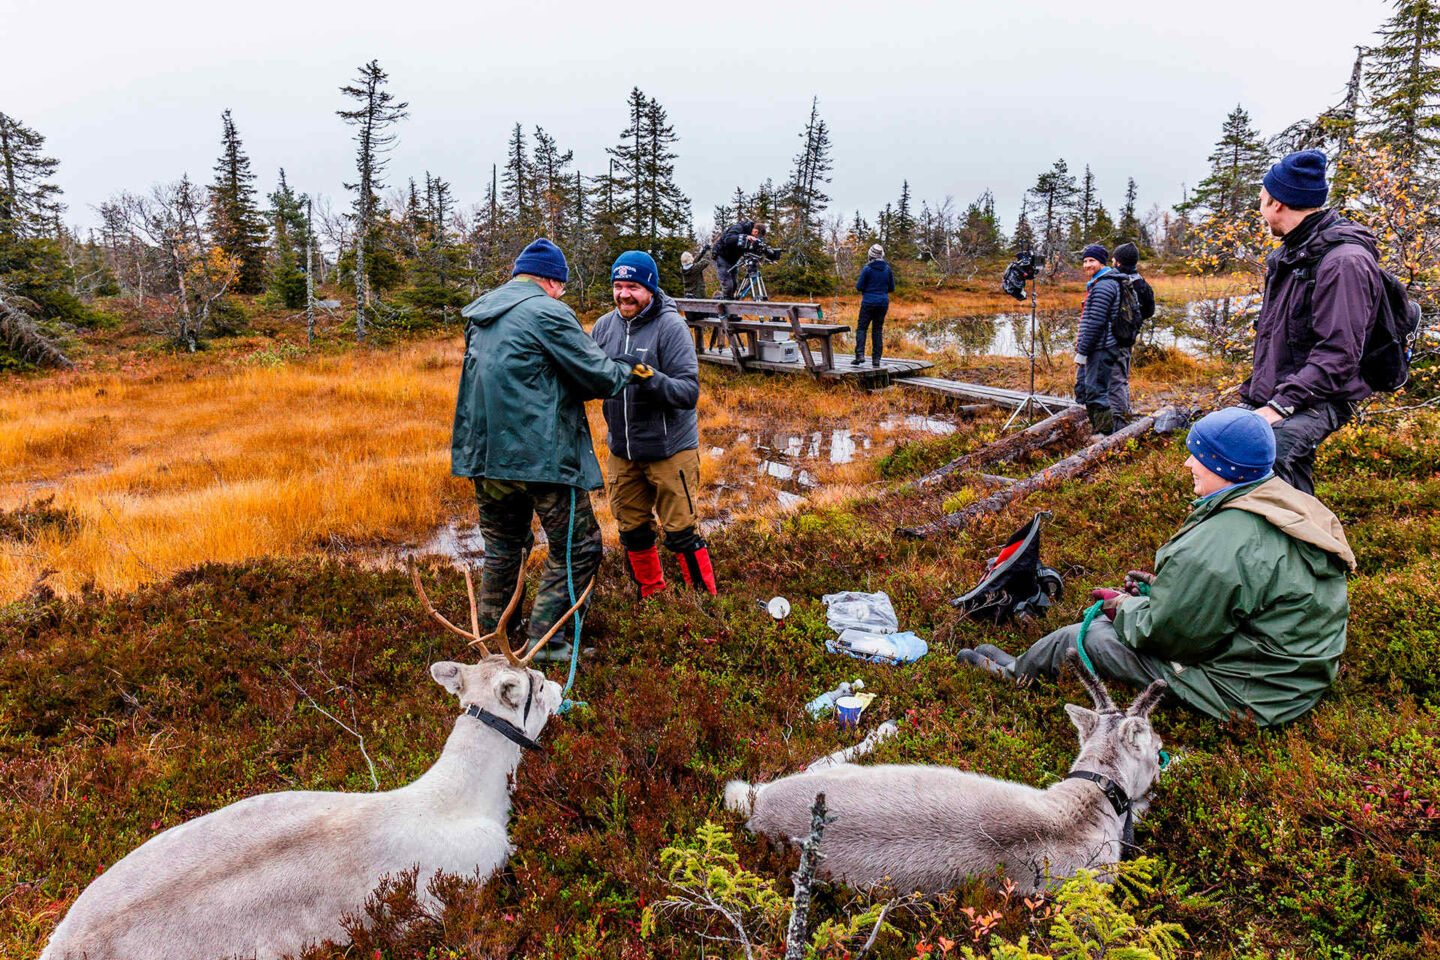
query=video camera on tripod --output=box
[1003,247,1038,302]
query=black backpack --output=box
[1103,273,1145,348]
[1295,237,1422,393]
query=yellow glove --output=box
[632,363,655,379]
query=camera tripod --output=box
[1003,267,1069,430]
[734,253,769,301]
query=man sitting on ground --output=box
[958,408,1354,727]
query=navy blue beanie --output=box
[611,250,660,297]
[1263,150,1329,209]
[1186,408,1276,485]
[1081,243,1109,265]
[512,238,569,283]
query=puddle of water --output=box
[758,460,818,488]
[829,429,871,464]
[879,415,957,435]
[913,309,1210,358]
[399,521,486,567]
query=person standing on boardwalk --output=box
[451,238,644,661]
[1241,149,1383,496]
[1074,243,1121,435]
[1108,242,1156,428]
[680,245,711,299]
[713,220,771,298]
[853,244,896,367]
[591,251,714,596]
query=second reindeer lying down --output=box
[726,652,1168,895]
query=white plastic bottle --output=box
[804,678,865,718]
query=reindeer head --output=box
[429,658,563,744]
[1062,650,1168,798]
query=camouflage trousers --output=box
[473,479,602,646]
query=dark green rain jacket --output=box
[1112,476,1356,726]
[451,279,632,490]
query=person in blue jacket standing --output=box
[853,244,896,366]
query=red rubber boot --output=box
[678,546,718,595]
[625,545,667,599]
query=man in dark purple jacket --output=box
[1243,150,1382,495]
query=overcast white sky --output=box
[4,0,1391,238]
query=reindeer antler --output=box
[498,578,596,666]
[1126,678,1169,718]
[411,561,491,656]
[1064,649,1118,713]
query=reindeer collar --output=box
[1064,770,1137,859]
[462,703,542,753]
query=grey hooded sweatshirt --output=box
[590,291,701,461]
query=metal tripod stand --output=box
[1003,270,1067,430]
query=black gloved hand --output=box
[614,352,642,367]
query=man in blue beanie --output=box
[1074,243,1122,434]
[959,408,1355,726]
[1242,149,1384,495]
[450,238,645,661]
[591,251,714,596]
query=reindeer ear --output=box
[1119,716,1150,749]
[1064,703,1099,741]
[430,661,465,696]
[495,674,525,711]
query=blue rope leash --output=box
[556,487,585,716]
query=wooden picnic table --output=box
[673,298,848,375]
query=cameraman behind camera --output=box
[713,219,780,298]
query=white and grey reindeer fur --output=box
[726,653,1167,895]
[42,658,560,960]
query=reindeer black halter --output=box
[1063,770,1137,859]
[462,675,542,752]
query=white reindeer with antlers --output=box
[42,564,588,960]
[726,652,1169,895]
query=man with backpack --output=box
[1242,149,1399,496]
[1074,243,1123,435]
[1109,242,1155,428]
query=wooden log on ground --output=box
[916,406,1087,487]
[896,408,1172,540]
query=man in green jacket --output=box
[958,408,1354,726]
[451,238,643,660]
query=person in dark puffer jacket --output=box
[1108,242,1155,428]
[1074,243,1121,434]
[591,251,713,597]
[853,244,896,366]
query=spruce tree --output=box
[891,180,915,257]
[606,88,648,241]
[0,112,61,238]
[784,97,833,244]
[0,112,89,327]
[1365,0,1440,175]
[640,95,690,250]
[1026,159,1078,272]
[502,123,535,231]
[337,59,408,341]
[1182,106,1270,219]
[207,110,268,294]
[267,169,308,309]
[959,190,1003,257]
[532,126,574,242]
[1011,207,1036,255]
[1118,177,1144,245]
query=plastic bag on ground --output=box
[821,591,899,634]
[826,629,928,665]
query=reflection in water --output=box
[879,415,958,435]
[399,522,486,567]
[913,309,1209,358]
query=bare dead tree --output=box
[0,283,73,368]
[785,792,833,959]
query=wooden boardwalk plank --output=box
[897,376,1075,410]
[695,348,932,380]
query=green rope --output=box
[1075,601,1105,677]
[1076,581,1150,677]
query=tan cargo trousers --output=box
[605,447,701,539]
